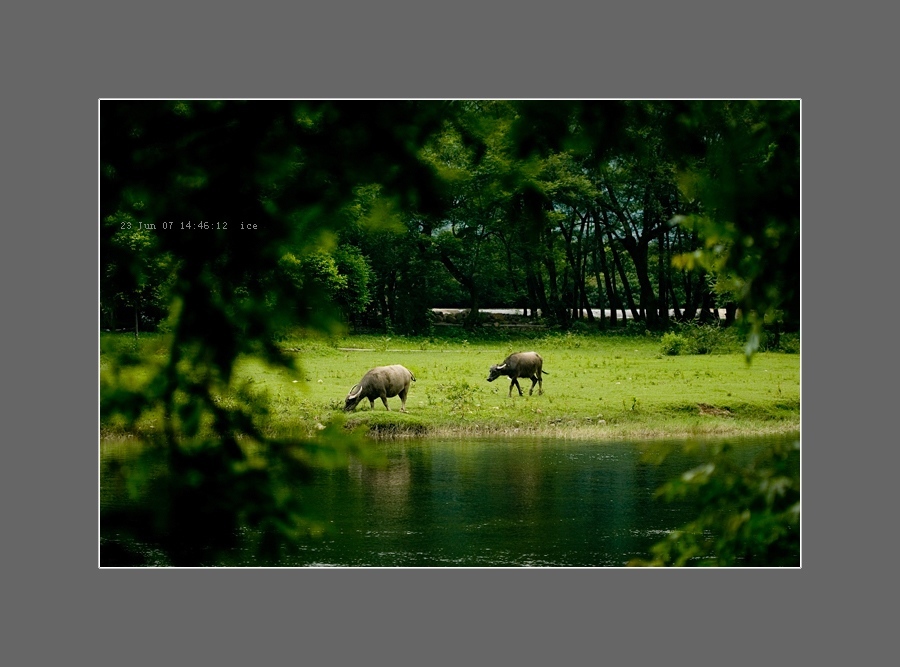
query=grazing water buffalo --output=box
[344,365,416,412]
[487,351,548,397]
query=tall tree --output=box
[101,100,454,563]
[663,100,800,352]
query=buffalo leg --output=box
[368,398,375,410]
[399,388,408,412]
[380,394,390,410]
[510,378,523,397]
[529,375,538,395]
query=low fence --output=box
[432,308,729,326]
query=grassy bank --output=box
[100,327,800,441]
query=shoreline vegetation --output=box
[100,326,800,443]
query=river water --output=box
[100,433,799,567]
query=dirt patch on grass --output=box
[697,403,734,417]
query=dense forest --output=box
[101,100,799,344]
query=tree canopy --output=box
[103,100,799,340]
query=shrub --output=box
[660,332,687,356]
[433,380,481,413]
[761,331,800,354]
[569,320,595,334]
[660,324,741,355]
[623,320,649,336]
[689,325,718,355]
[778,333,800,354]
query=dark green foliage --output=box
[101,212,176,332]
[101,101,452,564]
[764,331,800,354]
[343,411,429,437]
[101,100,800,566]
[274,246,374,328]
[332,245,373,319]
[659,324,741,355]
[660,332,687,356]
[666,101,800,354]
[630,438,800,566]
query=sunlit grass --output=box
[100,330,800,440]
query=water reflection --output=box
[101,433,799,567]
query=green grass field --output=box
[100,328,800,441]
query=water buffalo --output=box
[344,364,416,412]
[487,351,548,397]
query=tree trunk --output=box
[500,233,521,302]
[609,237,640,321]
[543,235,568,326]
[593,219,617,327]
[725,302,737,326]
[682,275,702,321]
[561,212,591,323]
[581,248,595,323]
[133,295,140,339]
[438,251,480,328]
[525,262,549,319]
[619,234,658,329]
[668,281,682,321]
[590,243,607,327]
[698,289,717,323]
[657,225,670,327]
